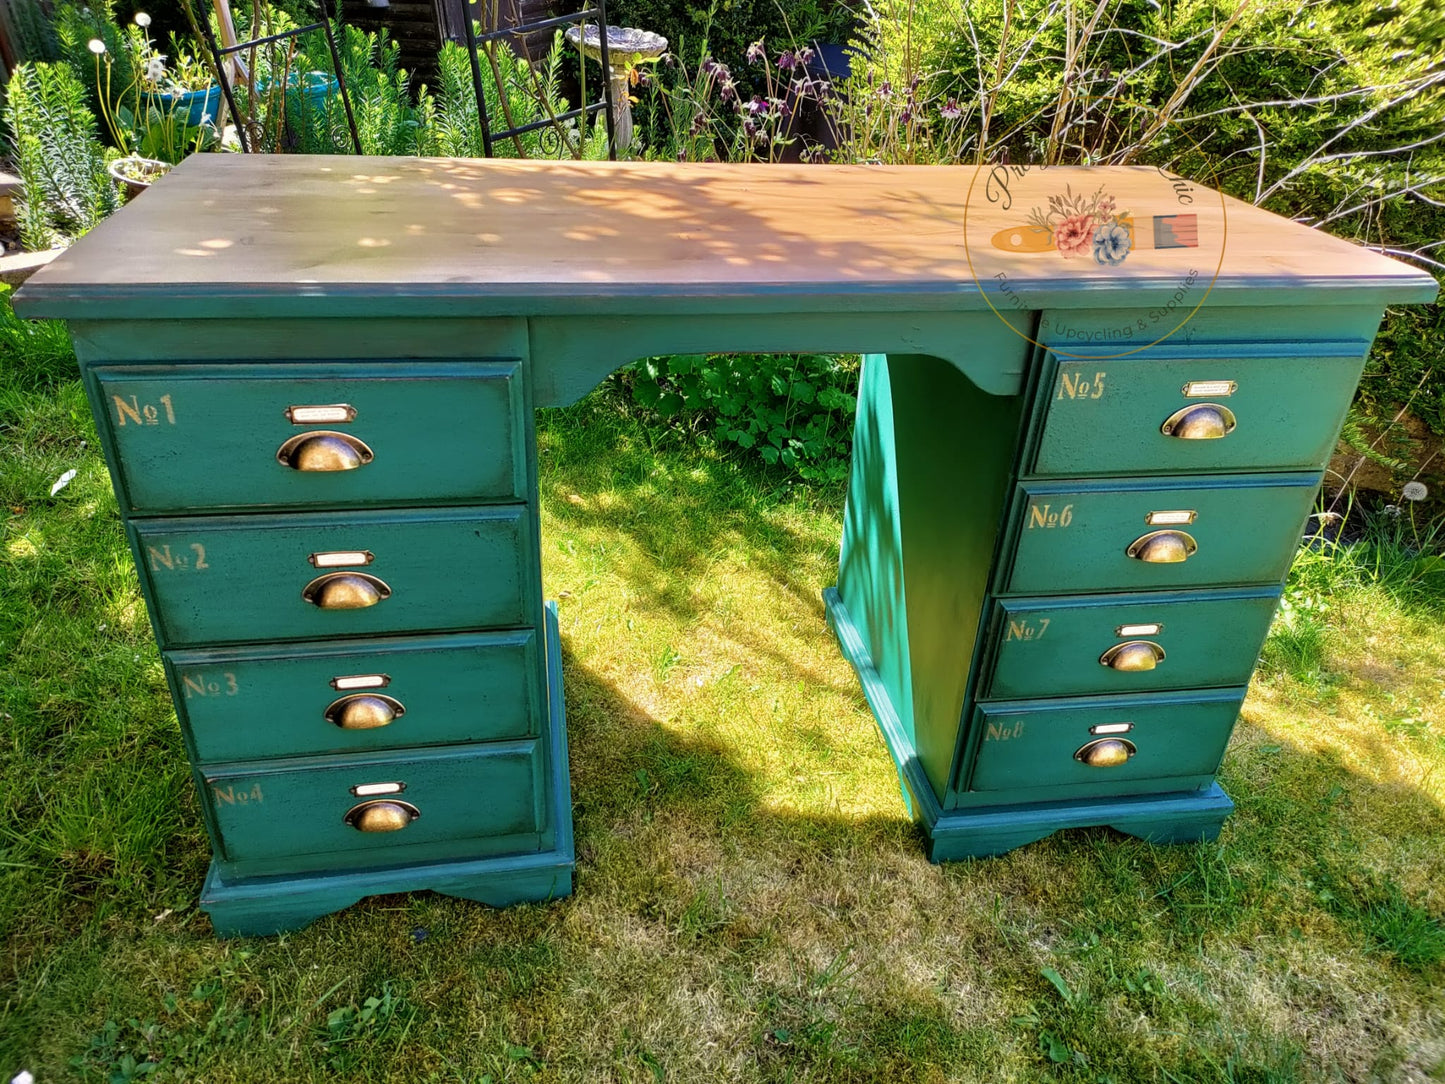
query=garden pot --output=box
[147,84,223,128]
[108,156,171,200]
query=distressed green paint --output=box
[95,360,528,511]
[131,506,534,645]
[14,157,1441,927]
[166,631,541,763]
[984,587,1281,699]
[1031,343,1369,476]
[966,687,1246,793]
[1003,473,1320,595]
[204,739,543,865]
[837,351,1027,800]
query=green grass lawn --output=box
[2,342,1444,1082]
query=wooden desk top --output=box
[15,155,1438,320]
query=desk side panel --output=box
[837,347,1027,801]
[837,355,916,761]
[891,353,1026,799]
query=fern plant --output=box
[3,62,121,251]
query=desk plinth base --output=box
[823,587,1235,862]
[200,603,575,938]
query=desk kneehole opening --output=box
[302,571,392,610]
[345,799,420,833]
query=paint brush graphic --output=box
[990,213,1199,253]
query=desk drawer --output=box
[94,361,527,512]
[985,587,1281,699]
[167,630,540,762]
[133,506,534,646]
[967,688,1245,793]
[1032,345,1367,477]
[203,741,543,864]
[1004,474,1317,595]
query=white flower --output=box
[1402,481,1429,501]
[12,1072,36,1084]
[134,10,151,25]
[50,468,78,496]
[88,38,106,54]
[145,55,167,83]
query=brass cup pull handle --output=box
[325,693,405,730]
[345,799,420,833]
[1126,530,1197,564]
[276,431,374,472]
[302,571,392,610]
[1075,738,1137,768]
[1161,403,1236,440]
[1099,641,1166,672]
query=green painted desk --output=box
[15,156,1436,936]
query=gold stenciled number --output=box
[986,720,1025,742]
[1027,503,1074,529]
[112,393,177,426]
[1005,617,1051,641]
[211,782,264,806]
[146,542,210,572]
[1056,370,1107,401]
[181,671,239,699]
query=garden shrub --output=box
[3,61,120,251]
[847,0,1444,442]
[426,35,608,159]
[608,0,856,74]
[624,353,858,482]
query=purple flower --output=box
[878,80,892,98]
[746,39,766,65]
[719,78,736,102]
[701,56,718,76]
[777,49,796,71]
[742,117,758,136]
[940,98,961,119]
[747,95,768,115]
[900,106,913,124]
[798,46,814,67]
[689,111,707,135]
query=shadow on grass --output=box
[537,392,863,700]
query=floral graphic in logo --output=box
[1027,185,1130,264]
[988,183,1199,265]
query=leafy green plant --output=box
[53,0,134,120]
[88,14,217,167]
[429,32,608,159]
[843,0,1445,439]
[625,353,858,481]
[2,61,121,251]
[315,24,434,156]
